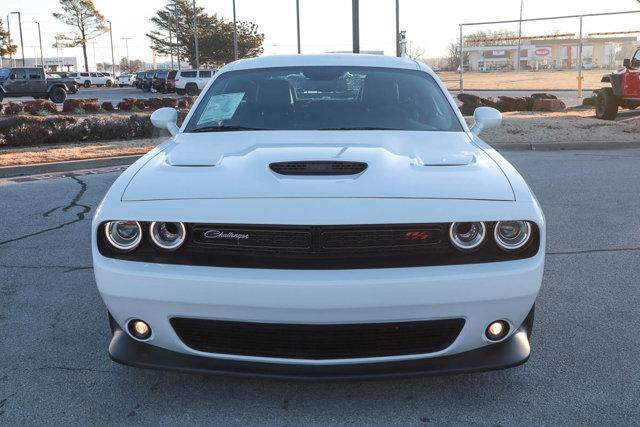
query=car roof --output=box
[220,54,424,73]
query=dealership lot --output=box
[0,149,639,424]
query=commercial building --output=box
[465,35,638,71]
[0,56,78,72]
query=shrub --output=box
[117,101,132,111]
[83,101,100,113]
[62,99,84,113]
[23,100,58,116]
[161,97,177,108]
[133,99,147,110]
[0,103,3,115]
[4,102,23,116]
[101,101,115,112]
[147,97,163,110]
[177,97,192,109]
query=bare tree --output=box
[0,18,17,58]
[52,0,108,72]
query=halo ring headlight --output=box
[149,221,186,251]
[104,221,142,252]
[449,222,487,252]
[494,221,532,251]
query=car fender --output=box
[47,83,68,93]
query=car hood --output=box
[122,131,514,201]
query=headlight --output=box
[449,222,486,251]
[149,222,186,251]
[104,221,142,252]
[494,221,532,251]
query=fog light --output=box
[485,320,509,341]
[128,319,152,340]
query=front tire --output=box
[49,87,67,104]
[106,80,113,87]
[186,83,198,96]
[596,87,618,120]
[84,80,91,88]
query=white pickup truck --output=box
[67,72,116,88]
[174,69,215,95]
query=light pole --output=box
[11,12,24,65]
[121,37,131,71]
[35,21,44,69]
[192,0,199,68]
[296,0,301,54]
[232,0,238,60]
[352,0,359,53]
[173,1,181,69]
[107,21,116,76]
[516,0,524,71]
[395,0,400,57]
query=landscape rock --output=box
[532,99,566,112]
[531,93,558,100]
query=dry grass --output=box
[470,110,640,144]
[0,137,163,167]
[439,69,606,91]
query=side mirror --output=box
[151,107,179,136]
[470,107,502,136]
[623,58,631,68]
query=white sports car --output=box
[92,54,545,379]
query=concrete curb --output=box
[1,141,639,179]
[0,155,141,179]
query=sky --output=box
[2,0,640,68]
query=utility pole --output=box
[11,12,25,65]
[352,0,359,53]
[192,0,199,68]
[232,0,238,60]
[121,37,132,71]
[35,21,44,70]
[296,0,301,54]
[395,0,400,57]
[108,21,116,75]
[6,15,14,66]
[516,0,524,71]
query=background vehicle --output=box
[117,73,136,87]
[0,67,74,103]
[596,49,640,120]
[166,70,177,93]
[133,71,145,89]
[70,72,115,88]
[174,69,214,95]
[141,70,156,92]
[151,69,174,93]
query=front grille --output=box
[270,161,368,176]
[170,318,465,359]
[98,222,541,269]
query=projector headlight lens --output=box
[104,221,142,252]
[494,221,532,251]
[149,222,186,251]
[449,222,487,252]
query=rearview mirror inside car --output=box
[151,107,179,136]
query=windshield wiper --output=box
[319,126,402,131]
[191,125,269,132]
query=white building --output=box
[0,56,78,72]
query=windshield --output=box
[184,66,462,132]
[0,68,10,78]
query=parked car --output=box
[596,48,640,120]
[68,71,115,88]
[132,71,145,89]
[0,67,75,103]
[166,70,177,93]
[93,54,545,379]
[174,68,214,95]
[141,70,156,92]
[117,73,136,87]
[151,69,174,93]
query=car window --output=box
[199,70,212,78]
[80,72,89,77]
[156,70,168,78]
[68,72,77,77]
[186,66,463,132]
[11,69,27,79]
[28,69,43,79]
[180,70,197,78]
[0,68,10,78]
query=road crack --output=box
[548,246,640,256]
[0,176,91,246]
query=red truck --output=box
[596,48,640,120]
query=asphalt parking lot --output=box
[1,149,639,424]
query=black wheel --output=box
[596,87,618,120]
[84,80,91,88]
[48,87,67,104]
[176,89,186,95]
[105,80,112,87]
[186,83,198,96]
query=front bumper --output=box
[109,316,532,380]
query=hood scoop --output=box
[270,161,368,176]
